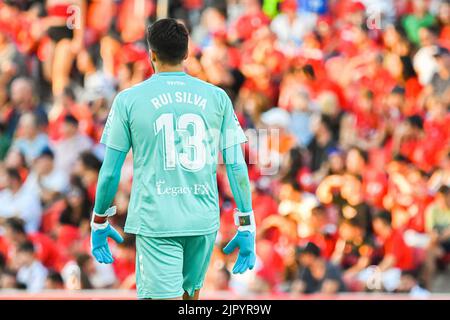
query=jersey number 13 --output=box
[154,113,207,172]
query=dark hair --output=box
[296,242,321,257]
[348,146,369,164]
[79,151,102,172]
[312,205,327,216]
[147,18,189,65]
[4,217,26,235]
[319,114,334,133]
[438,185,450,196]
[400,56,417,80]
[64,114,79,126]
[0,252,5,270]
[86,44,101,68]
[374,211,392,226]
[75,253,94,289]
[60,179,92,228]
[423,25,440,37]
[39,146,55,160]
[406,114,424,130]
[391,86,406,95]
[17,240,35,254]
[341,217,363,229]
[6,168,22,183]
[393,154,412,164]
[281,147,304,184]
[301,64,316,79]
[47,270,64,285]
[76,253,92,270]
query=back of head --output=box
[147,18,189,65]
[17,240,35,255]
[5,217,27,236]
[375,210,392,226]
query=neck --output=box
[155,63,184,73]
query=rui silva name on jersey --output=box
[151,92,208,110]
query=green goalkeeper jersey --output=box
[101,72,247,237]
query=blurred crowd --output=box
[0,0,449,297]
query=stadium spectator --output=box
[402,0,437,46]
[396,270,430,297]
[45,270,65,289]
[331,218,374,291]
[24,147,69,206]
[424,186,450,288]
[58,180,92,232]
[2,217,62,271]
[0,269,22,289]
[0,168,42,232]
[292,242,346,294]
[10,112,50,165]
[52,114,93,173]
[15,241,48,292]
[73,151,101,203]
[6,77,48,138]
[356,211,415,292]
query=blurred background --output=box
[0,0,449,299]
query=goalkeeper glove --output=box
[223,209,256,274]
[90,206,124,264]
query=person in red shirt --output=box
[395,114,444,173]
[48,87,94,141]
[372,211,415,272]
[2,217,63,271]
[346,147,388,209]
[228,0,270,42]
[299,205,338,259]
[352,211,415,292]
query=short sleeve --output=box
[101,93,131,153]
[219,91,247,150]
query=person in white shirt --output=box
[52,114,93,174]
[0,168,42,233]
[413,26,440,85]
[271,0,317,54]
[24,147,69,205]
[10,113,50,166]
[15,241,48,292]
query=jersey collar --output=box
[155,71,187,76]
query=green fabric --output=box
[0,134,11,160]
[223,144,252,213]
[402,13,436,45]
[93,147,127,215]
[263,0,281,19]
[426,204,450,233]
[135,232,217,299]
[101,72,247,237]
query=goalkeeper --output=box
[90,18,256,300]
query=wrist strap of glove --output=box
[233,209,256,233]
[91,206,117,231]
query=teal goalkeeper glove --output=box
[90,207,124,264]
[223,210,256,274]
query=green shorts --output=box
[135,232,217,299]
